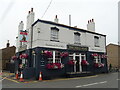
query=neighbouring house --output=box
[0,41,16,71]
[106,43,120,70]
[0,50,2,70]
[13,8,108,79]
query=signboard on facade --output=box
[18,44,27,52]
[19,30,28,42]
[67,45,88,51]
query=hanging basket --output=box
[68,59,76,65]
[81,60,89,66]
[94,63,104,68]
[60,52,69,58]
[46,63,64,69]
[20,54,28,59]
[43,51,53,58]
[101,54,107,58]
[11,56,17,60]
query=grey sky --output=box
[0,0,119,49]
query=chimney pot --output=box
[31,8,33,12]
[55,15,57,18]
[88,20,89,23]
[90,20,91,22]
[92,19,94,22]
[28,11,30,14]
[6,40,10,48]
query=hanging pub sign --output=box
[67,45,88,51]
[19,30,28,42]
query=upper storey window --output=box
[50,27,59,42]
[94,36,99,47]
[74,32,81,45]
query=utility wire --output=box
[41,0,53,19]
[0,1,15,24]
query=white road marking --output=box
[76,81,107,88]
[0,77,6,82]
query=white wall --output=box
[32,21,106,52]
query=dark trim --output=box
[94,36,99,38]
[32,19,106,37]
[74,32,81,35]
[94,45,100,47]
[51,27,59,31]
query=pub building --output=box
[12,8,108,79]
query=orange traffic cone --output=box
[19,72,24,82]
[39,72,42,81]
[0,70,2,75]
[15,70,19,79]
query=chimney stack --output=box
[54,15,59,23]
[26,8,35,30]
[87,19,95,32]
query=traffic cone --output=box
[15,70,19,79]
[19,72,24,82]
[39,72,42,81]
[0,70,2,75]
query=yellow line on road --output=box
[2,73,103,83]
[5,77,20,83]
[24,81,39,83]
[43,75,98,82]
[4,77,39,84]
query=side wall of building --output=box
[107,44,119,69]
[0,49,2,70]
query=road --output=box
[2,72,119,88]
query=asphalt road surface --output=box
[2,72,119,88]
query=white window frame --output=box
[48,51,61,63]
[74,33,81,44]
[94,55,101,63]
[50,29,59,41]
[94,36,99,47]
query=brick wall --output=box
[106,44,120,69]
[1,46,16,70]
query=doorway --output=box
[69,53,86,72]
[75,56,80,72]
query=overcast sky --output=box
[0,0,119,49]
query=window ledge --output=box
[50,39,59,42]
[95,45,100,47]
[74,43,81,45]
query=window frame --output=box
[50,27,59,42]
[94,36,99,47]
[74,32,81,45]
[47,51,61,63]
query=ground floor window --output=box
[45,50,61,63]
[93,55,101,63]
